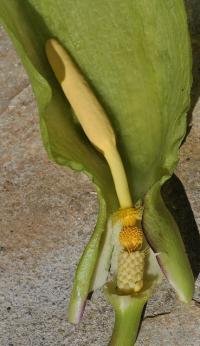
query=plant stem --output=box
[109,301,145,346]
[105,148,132,208]
[105,286,148,346]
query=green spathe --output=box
[0,1,192,199]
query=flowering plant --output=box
[0,1,194,344]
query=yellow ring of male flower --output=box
[119,225,143,252]
[112,207,143,227]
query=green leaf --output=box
[0,0,194,328]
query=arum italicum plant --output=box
[0,0,195,345]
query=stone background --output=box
[0,2,200,345]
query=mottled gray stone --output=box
[136,301,200,346]
[0,15,199,346]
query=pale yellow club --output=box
[45,38,132,209]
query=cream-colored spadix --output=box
[46,38,132,208]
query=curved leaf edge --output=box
[68,185,108,324]
[143,177,194,303]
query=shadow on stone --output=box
[185,36,200,138]
[184,0,200,137]
[162,175,200,279]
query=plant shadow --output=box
[162,175,200,279]
[184,0,200,137]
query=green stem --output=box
[105,286,148,346]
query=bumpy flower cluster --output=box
[113,207,146,294]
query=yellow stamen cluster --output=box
[112,207,143,226]
[119,226,143,252]
[113,207,144,252]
